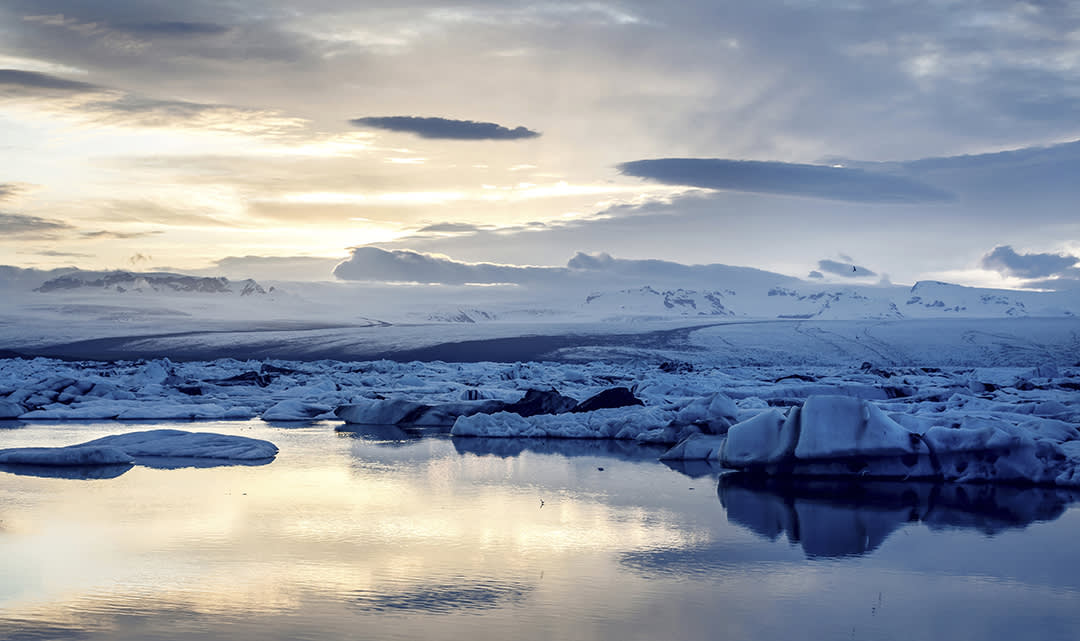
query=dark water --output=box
[2,421,1079,640]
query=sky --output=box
[2,0,1080,290]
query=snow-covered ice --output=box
[1,326,1078,485]
[0,429,277,466]
[710,395,1080,485]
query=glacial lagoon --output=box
[2,420,1079,641]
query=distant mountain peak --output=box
[33,270,268,296]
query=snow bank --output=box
[0,429,277,467]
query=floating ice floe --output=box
[661,395,1080,486]
[0,429,278,467]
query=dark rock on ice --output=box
[502,388,579,417]
[571,387,643,413]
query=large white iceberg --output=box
[0,429,277,466]
[709,395,1080,486]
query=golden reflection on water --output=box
[0,421,704,634]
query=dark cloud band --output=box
[981,245,1079,279]
[617,158,953,203]
[350,116,540,140]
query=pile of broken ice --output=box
[2,356,1079,485]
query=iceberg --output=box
[712,395,1080,486]
[0,429,278,467]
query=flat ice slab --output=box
[0,429,278,466]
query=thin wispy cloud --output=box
[0,68,304,136]
[0,212,73,237]
[350,116,540,140]
[80,229,164,240]
[120,21,231,37]
[817,259,877,278]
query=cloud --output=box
[211,255,343,281]
[0,182,31,203]
[333,247,559,284]
[980,245,1079,279]
[415,222,490,233]
[80,229,163,239]
[350,116,540,140]
[0,68,304,136]
[34,250,95,258]
[807,270,823,279]
[0,212,73,238]
[617,158,953,203]
[120,22,231,37]
[0,68,100,93]
[817,259,877,278]
[567,251,800,288]
[333,246,798,288]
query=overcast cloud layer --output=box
[1,1,1079,288]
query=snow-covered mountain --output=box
[580,281,1079,321]
[2,264,1078,334]
[33,270,271,297]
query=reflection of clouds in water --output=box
[719,476,1080,557]
[0,427,698,631]
[351,579,532,614]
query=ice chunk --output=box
[659,433,725,461]
[79,429,278,460]
[794,396,918,459]
[452,406,675,440]
[262,399,332,421]
[720,409,796,467]
[673,392,738,434]
[0,430,276,469]
[0,399,25,419]
[0,445,134,466]
[336,398,504,425]
[337,398,429,424]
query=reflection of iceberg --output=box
[452,437,666,462]
[335,423,442,443]
[719,474,1080,557]
[0,462,134,480]
[661,459,725,479]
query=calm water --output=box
[2,420,1080,641]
